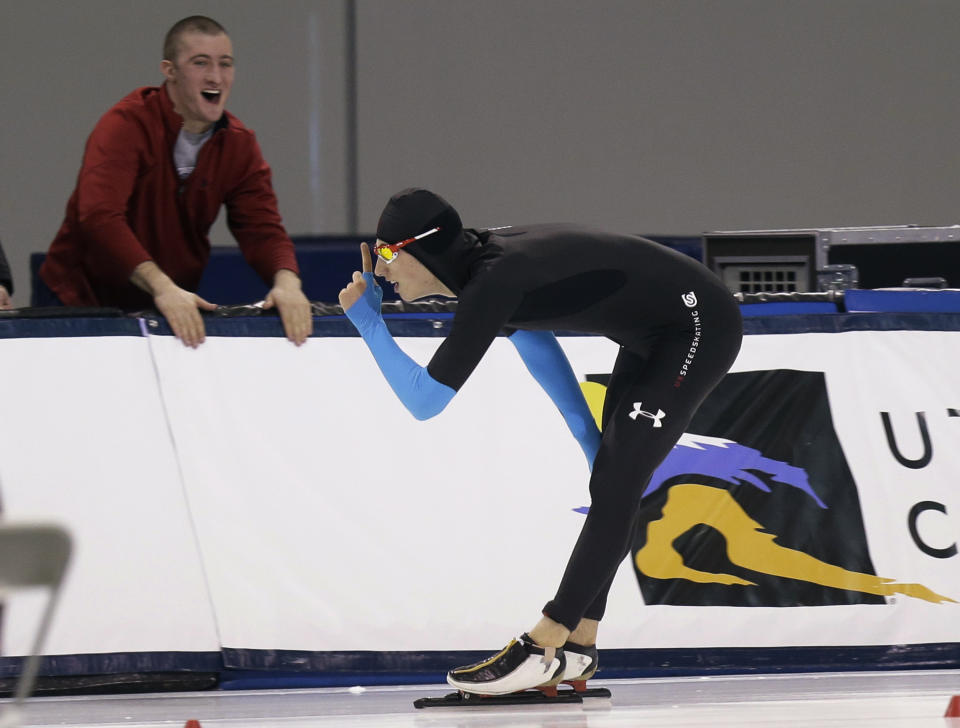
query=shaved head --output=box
[163,15,228,63]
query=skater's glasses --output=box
[373,227,441,264]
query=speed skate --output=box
[414,634,611,708]
[413,681,612,709]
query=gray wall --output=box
[2,0,959,305]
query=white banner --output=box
[0,337,219,657]
[0,326,957,662]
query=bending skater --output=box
[339,188,743,695]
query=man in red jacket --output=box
[40,16,312,347]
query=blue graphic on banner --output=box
[643,434,827,508]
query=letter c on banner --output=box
[907,501,958,559]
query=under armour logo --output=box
[629,402,666,427]
[682,291,698,308]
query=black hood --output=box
[376,188,486,296]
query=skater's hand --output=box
[339,243,378,310]
[339,243,383,332]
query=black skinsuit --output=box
[419,223,744,631]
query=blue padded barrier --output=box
[217,643,960,689]
[740,302,837,317]
[845,288,960,313]
[4,311,960,341]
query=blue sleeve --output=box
[509,329,601,469]
[345,273,455,420]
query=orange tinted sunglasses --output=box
[373,227,441,264]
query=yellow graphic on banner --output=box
[578,381,956,605]
[635,484,956,604]
[581,381,606,429]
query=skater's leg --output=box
[528,614,600,647]
[541,344,679,631]
[562,618,601,686]
[528,615,569,648]
[443,349,649,696]
[579,507,644,621]
[525,348,648,647]
[574,350,651,626]
[560,355,648,632]
[543,320,740,631]
[569,618,599,646]
[527,348,647,645]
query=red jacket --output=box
[41,85,299,309]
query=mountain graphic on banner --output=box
[580,369,955,607]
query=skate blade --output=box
[564,680,612,699]
[414,688,583,709]
[569,686,612,699]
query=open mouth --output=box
[201,90,221,104]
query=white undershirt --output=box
[173,127,214,179]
